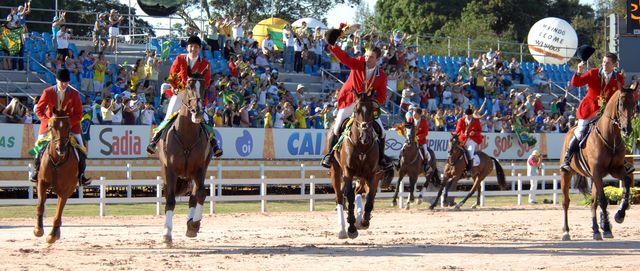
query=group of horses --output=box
[32,80,637,244]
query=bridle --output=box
[596,90,633,152]
[181,77,204,112]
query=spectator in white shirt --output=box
[140,102,156,125]
[261,34,275,60]
[111,94,124,124]
[56,25,71,58]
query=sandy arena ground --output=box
[1,205,640,271]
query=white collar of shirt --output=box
[604,71,613,85]
[187,55,199,69]
[366,66,376,81]
[56,87,67,108]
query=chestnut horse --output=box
[429,134,506,210]
[158,74,214,244]
[33,108,79,243]
[390,125,441,209]
[560,83,637,241]
[327,91,381,239]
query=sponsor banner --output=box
[545,133,567,160]
[0,123,23,158]
[385,131,543,160]
[272,129,328,159]
[88,125,151,158]
[214,128,264,159]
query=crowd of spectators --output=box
[2,4,629,137]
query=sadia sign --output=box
[88,125,151,158]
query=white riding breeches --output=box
[332,103,384,136]
[164,94,181,121]
[38,132,83,146]
[573,118,590,140]
[465,140,477,159]
[419,144,431,162]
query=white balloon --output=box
[527,17,578,65]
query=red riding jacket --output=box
[328,45,387,109]
[36,85,83,135]
[571,68,624,119]
[455,116,482,145]
[167,54,212,105]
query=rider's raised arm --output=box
[571,68,596,88]
[327,45,360,70]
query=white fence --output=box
[0,163,631,216]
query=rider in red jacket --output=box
[455,107,483,176]
[410,108,431,172]
[30,69,91,185]
[321,34,391,169]
[561,52,624,171]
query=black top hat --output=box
[576,45,595,62]
[187,36,202,47]
[56,68,71,82]
[324,28,343,46]
[465,107,473,115]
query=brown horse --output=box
[560,84,637,241]
[327,91,381,239]
[390,126,441,209]
[429,134,506,210]
[158,74,214,244]
[33,108,79,243]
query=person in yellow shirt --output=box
[295,103,308,129]
[213,106,224,127]
[263,105,273,128]
[434,108,445,131]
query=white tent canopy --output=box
[292,18,327,30]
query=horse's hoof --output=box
[186,219,200,238]
[603,231,614,239]
[614,211,625,224]
[471,204,478,209]
[46,234,59,244]
[417,198,423,205]
[454,205,461,210]
[593,233,603,240]
[163,235,173,245]
[338,229,348,239]
[360,220,370,230]
[391,201,397,207]
[347,227,359,239]
[561,232,571,241]
[405,204,411,210]
[33,227,44,237]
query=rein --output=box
[595,93,626,152]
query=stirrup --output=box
[321,153,333,168]
[146,143,157,155]
[79,175,92,186]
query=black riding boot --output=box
[321,133,339,168]
[419,146,429,172]
[211,137,223,157]
[465,152,474,177]
[378,136,392,169]
[78,151,91,186]
[29,145,46,183]
[146,127,165,155]
[561,136,580,172]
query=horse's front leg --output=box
[590,178,603,240]
[331,169,347,239]
[163,170,177,245]
[442,178,457,207]
[186,175,206,238]
[392,171,405,207]
[615,174,632,224]
[47,196,68,244]
[429,177,449,210]
[343,175,358,239]
[34,180,47,237]
[456,177,482,210]
[405,175,417,210]
[560,171,572,241]
[595,178,613,239]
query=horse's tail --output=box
[574,174,590,196]
[491,157,507,190]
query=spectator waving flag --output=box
[222,90,243,105]
[0,26,23,56]
[512,118,537,147]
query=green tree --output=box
[374,0,470,34]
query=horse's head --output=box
[183,73,206,124]
[448,133,464,162]
[49,107,71,157]
[618,81,638,137]
[352,90,376,145]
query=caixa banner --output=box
[88,125,151,158]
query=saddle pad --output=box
[333,117,355,152]
[155,112,215,141]
[29,134,87,156]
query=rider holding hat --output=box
[30,68,91,186]
[560,52,624,172]
[321,28,391,169]
[455,106,483,176]
[146,35,222,157]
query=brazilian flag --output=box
[512,118,537,147]
[0,26,23,56]
[160,39,173,60]
[222,90,243,105]
[267,29,284,50]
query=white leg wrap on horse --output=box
[355,194,363,214]
[164,95,182,120]
[193,204,203,222]
[336,204,346,229]
[164,210,174,236]
[188,207,195,220]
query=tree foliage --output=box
[374,0,469,34]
